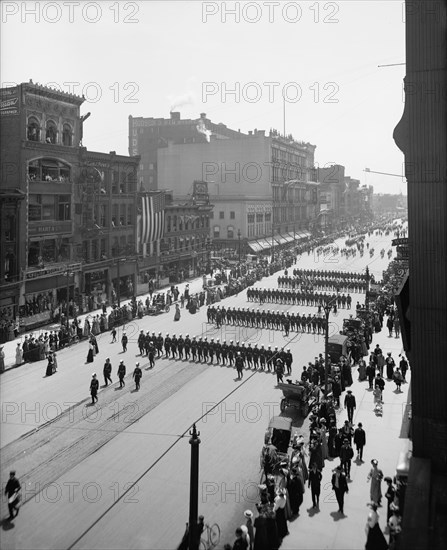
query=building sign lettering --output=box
[29,221,72,236]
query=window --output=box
[57,195,71,221]
[265,213,271,222]
[213,225,220,238]
[28,195,56,221]
[209,211,214,219]
[62,123,73,146]
[227,226,234,239]
[28,159,71,183]
[247,213,255,224]
[45,120,58,144]
[27,117,41,141]
[127,205,133,225]
[256,213,263,222]
[219,211,224,219]
[230,211,235,219]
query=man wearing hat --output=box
[5,470,21,520]
[103,358,112,386]
[339,438,354,479]
[117,360,126,388]
[121,331,128,352]
[331,465,349,515]
[344,390,357,423]
[354,422,366,461]
[90,373,99,404]
[133,362,142,391]
[243,510,254,550]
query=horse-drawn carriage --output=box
[260,416,293,478]
[278,382,316,417]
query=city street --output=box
[0,228,410,550]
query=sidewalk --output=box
[0,274,209,373]
[283,322,410,549]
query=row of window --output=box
[83,236,134,263]
[166,214,209,232]
[27,117,73,146]
[29,194,71,222]
[247,213,272,224]
[162,235,208,253]
[209,211,235,220]
[81,204,134,228]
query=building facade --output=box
[75,149,140,307]
[0,81,84,330]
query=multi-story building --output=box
[136,112,319,254]
[0,81,84,329]
[136,185,213,286]
[74,149,140,308]
[128,111,245,192]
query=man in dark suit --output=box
[331,465,349,514]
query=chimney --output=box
[248,131,253,136]
[200,112,206,119]
[170,112,180,120]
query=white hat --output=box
[244,510,253,519]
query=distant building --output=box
[372,193,407,217]
[134,112,319,253]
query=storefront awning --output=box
[273,235,286,245]
[256,238,273,250]
[247,240,263,253]
[283,233,296,243]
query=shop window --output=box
[227,226,234,239]
[41,240,57,263]
[45,120,58,144]
[62,123,73,146]
[27,117,41,141]
[213,225,220,238]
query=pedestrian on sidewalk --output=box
[308,462,322,508]
[86,342,94,363]
[399,355,409,382]
[331,465,349,515]
[354,422,366,461]
[15,343,23,366]
[367,459,384,506]
[340,438,354,479]
[103,358,112,386]
[385,352,396,380]
[133,362,142,391]
[90,373,99,404]
[121,332,128,352]
[118,360,126,388]
[374,373,385,401]
[365,502,388,550]
[111,327,117,343]
[393,367,404,392]
[243,510,254,550]
[344,390,356,423]
[384,477,396,521]
[366,361,376,389]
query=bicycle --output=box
[199,523,221,550]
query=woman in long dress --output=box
[86,343,94,363]
[358,358,367,381]
[45,354,54,376]
[273,489,289,540]
[15,344,23,366]
[174,304,181,321]
[367,460,384,505]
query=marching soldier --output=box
[285,348,293,376]
[171,334,178,359]
[209,338,215,364]
[156,332,164,358]
[219,340,226,365]
[184,334,191,360]
[253,344,259,369]
[197,338,203,362]
[164,333,171,358]
[138,330,145,356]
[202,337,209,363]
[215,339,222,364]
[177,334,185,360]
[191,336,198,362]
[228,340,235,366]
[259,345,266,370]
[148,341,156,368]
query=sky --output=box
[1,0,407,194]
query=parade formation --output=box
[0,218,410,550]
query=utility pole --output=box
[188,424,201,550]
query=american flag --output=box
[140,193,165,244]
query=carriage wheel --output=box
[280,398,286,412]
[209,524,221,547]
[165,305,170,313]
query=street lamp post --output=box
[237,229,241,267]
[365,265,371,310]
[323,303,331,397]
[188,424,201,550]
